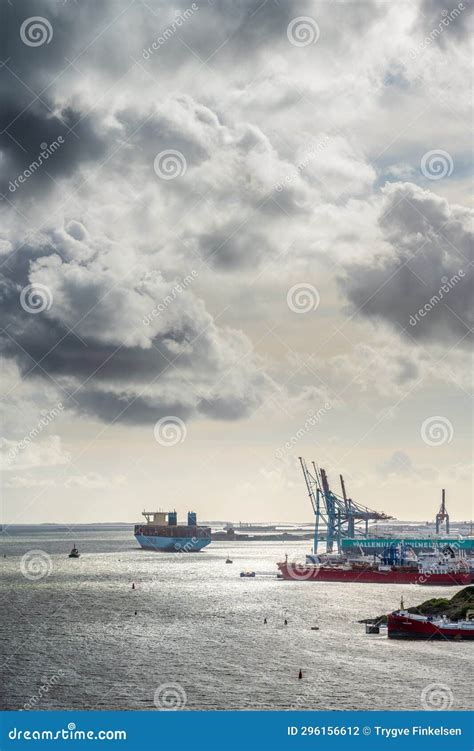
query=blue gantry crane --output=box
[299,457,392,553]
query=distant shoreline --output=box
[1,520,472,526]
[1,520,472,529]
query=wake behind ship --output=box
[134,510,211,552]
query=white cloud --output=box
[5,472,127,489]
[0,436,70,471]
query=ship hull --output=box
[388,613,474,640]
[277,563,471,585]
[135,534,210,552]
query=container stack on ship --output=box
[134,511,211,552]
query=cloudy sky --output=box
[0,0,472,525]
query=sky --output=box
[0,0,472,525]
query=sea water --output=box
[0,526,470,711]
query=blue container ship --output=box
[134,510,211,552]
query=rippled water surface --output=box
[1,527,470,711]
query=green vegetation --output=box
[360,586,474,624]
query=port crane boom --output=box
[436,489,450,534]
[299,457,392,553]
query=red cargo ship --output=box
[277,555,471,586]
[388,610,474,639]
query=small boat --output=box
[365,623,380,634]
[225,557,233,564]
[68,545,80,558]
[240,571,255,578]
[310,626,319,631]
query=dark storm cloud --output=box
[0,0,388,206]
[0,0,110,76]
[0,223,271,424]
[418,0,473,44]
[0,0,112,199]
[75,373,269,424]
[72,389,195,426]
[139,0,386,81]
[0,285,269,424]
[217,0,385,52]
[341,183,473,346]
[0,322,172,383]
[0,235,191,385]
[1,0,315,93]
[210,0,315,48]
[142,0,315,64]
[1,102,107,197]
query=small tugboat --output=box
[225,557,233,564]
[68,545,80,558]
[388,597,474,640]
[240,571,256,577]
